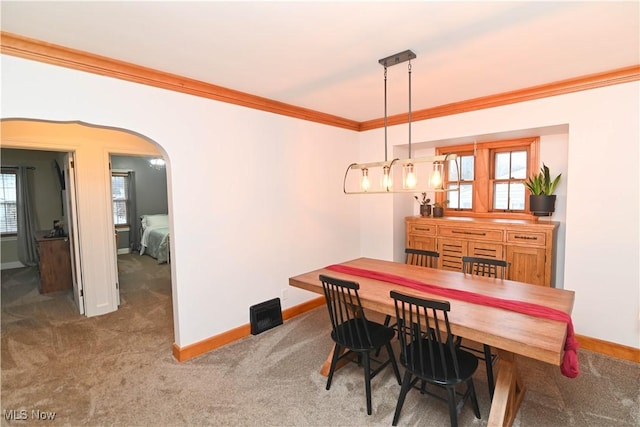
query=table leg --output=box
[488,350,526,427]
[320,346,350,377]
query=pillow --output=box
[141,214,168,229]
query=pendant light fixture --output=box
[343,50,459,194]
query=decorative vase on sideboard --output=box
[420,204,432,217]
[529,195,556,216]
[432,206,444,218]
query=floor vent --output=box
[250,298,283,335]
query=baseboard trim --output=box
[172,296,325,362]
[576,334,640,363]
[172,299,639,365]
[1,261,25,270]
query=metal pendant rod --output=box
[408,60,412,159]
[384,66,388,162]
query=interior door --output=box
[109,159,121,307]
[63,152,85,315]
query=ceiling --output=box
[1,1,638,122]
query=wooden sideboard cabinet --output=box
[35,231,73,294]
[405,216,558,287]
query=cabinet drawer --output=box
[438,226,503,242]
[408,223,436,236]
[506,230,546,246]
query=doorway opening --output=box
[1,119,174,328]
[109,154,170,308]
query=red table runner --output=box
[325,263,579,378]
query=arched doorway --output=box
[1,119,175,327]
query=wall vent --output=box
[249,298,283,335]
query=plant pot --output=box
[529,195,556,216]
[432,206,444,218]
[420,204,432,217]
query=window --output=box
[493,150,527,211]
[438,138,539,218]
[0,170,18,235]
[112,173,129,226]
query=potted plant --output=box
[415,193,431,217]
[524,163,561,216]
[432,200,447,218]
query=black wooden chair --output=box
[383,248,440,330]
[390,290,481,427]
[405,248,440,268]
[462,255,507,279]
[459,256,508,399]
[319,274,402,415]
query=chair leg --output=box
[326,344,341,390]
[467,379,481,419]
[385,342,402,385]
[383,315,392,327]
[392,370,413,426]
[483,344,495,399]
[363,352,372,415]
[376,315,393,357]
[446,386,458,427]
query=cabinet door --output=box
[506,245,546,286]
[438,238,467,271]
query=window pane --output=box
[113,200,127,225]
[459,183,473,208]
[112,176,127,201]
[112,174,129,225]
[509,182,525,210]
[511,151,527,179]
[447,187,459,209]
[495,152,511,179]
[494,183,509,209]
[460,155,474,181]
[447,159,458,182]
[0,173,17,233]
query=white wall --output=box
[1,55,361,347]
[359,82,639,348]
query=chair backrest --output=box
[319,274,373,348]
[405,248,440,268]
[390,290,461,381]
[462,256,507,279]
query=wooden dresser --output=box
[405,216,558,287]
[35,231,73,293]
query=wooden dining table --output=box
[288,257,575,427]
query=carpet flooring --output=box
[1,254,638,426]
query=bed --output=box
[139,214,170,264]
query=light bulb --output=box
[381,165,392,191]
[431,162,443,188]
[403,163,417,189]
[361,168,370,192]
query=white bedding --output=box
[139,214,170,263]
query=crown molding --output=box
[2,32,638,133]
[360,64,640,131]
[0,32,360,131]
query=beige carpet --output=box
[1,254,638,426]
